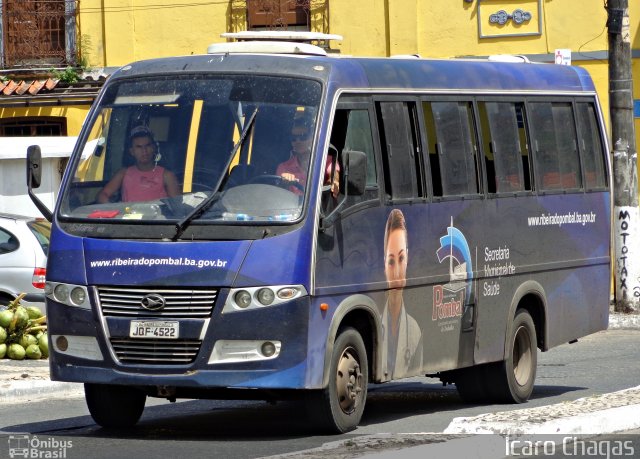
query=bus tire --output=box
[487,309,537,403]
[309,327,368,433]
[85,383,146,428]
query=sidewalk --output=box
[0,358,83,403]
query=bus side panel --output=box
[474,192,610,363]
[315,192,610,378]
[315,201,484,380]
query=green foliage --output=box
[51,66,80,84]
[78,34,93,71]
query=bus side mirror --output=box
[344,149,366,196]
[27,145,42,189]
[26,145,53,222]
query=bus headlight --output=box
[223,285,307,313]
[70,287,87,306]
[46,282,91,309]
[234,290,252,308]
[53,284,69,303]
[256,288,275,306]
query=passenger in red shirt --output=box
[276,120,340,197]
[97,127,180,203]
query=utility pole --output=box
[608,0,640,312]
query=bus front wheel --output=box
[487,309,538,403]
[85,383,146,428]
[309,327,368,433]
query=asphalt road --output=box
[0,329,638,459]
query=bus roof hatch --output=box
[207,31,343,56]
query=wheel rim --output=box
[336,346,364,414]
[512,324,532,387]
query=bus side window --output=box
[329,107,379,204]
[478,101,527,194]
[343,110,378,189]
[575,102,607,189]
[377,101,423,200]
[422,102,442,197]
[428,101,480,197]
[529,102,582,192]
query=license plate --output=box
[129,320,179,339]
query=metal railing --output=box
[1,0,77,69]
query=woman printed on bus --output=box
[97,126,180,203]
[381,209,423,379]
[277,116,340,198]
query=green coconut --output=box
[0,310,13,329]
[26,306,43,320]
[13,306,29,329]
[25,343,42,360]
[0,326,6,344]
[19,333,38,348]
[38,333,49,358]
[0,343,6,359]
[7,343,26,360]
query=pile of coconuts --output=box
[0,294,48,360]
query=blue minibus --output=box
[27,41,610,433]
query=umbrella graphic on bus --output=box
[436,218,474,304]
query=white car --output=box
[0,213,50,313]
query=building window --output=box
[2,0,76,68]
[0,117,67,136]
[247,0,310,30]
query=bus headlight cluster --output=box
[225,285,307,313]
[45,282,91,309]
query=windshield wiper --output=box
[172,108,258,241]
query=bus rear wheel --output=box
[85,383,146,428]
[309,327,368,433]
[486,309,537,403]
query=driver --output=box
[97,126,180,203]
[276,117,340,197]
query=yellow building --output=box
[0,0,637,146]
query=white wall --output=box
[0,157,63,217]
[0,137,77,218]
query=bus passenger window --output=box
[529,102,582,192]
[478,102,527,194]
[377,102,423,200]
[422,102,442,197]
[329,108,379,204]
[343,110,377,188]
[428,101,480,197]
[576,102,607,189]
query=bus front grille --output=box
[97,287,218,318]
[110,338,201,365]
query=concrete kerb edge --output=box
[1,380,84,404]
[608,312,640,329]
[444,403,640,436]
[444,384,640,436]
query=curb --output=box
[1,379,84,404]
[608,312,640,329]
[443,385,640,436]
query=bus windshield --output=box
[59,75,322,224]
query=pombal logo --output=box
[433,218,474,321]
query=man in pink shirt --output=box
[97,127,180,203]
[277,120,340,197]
